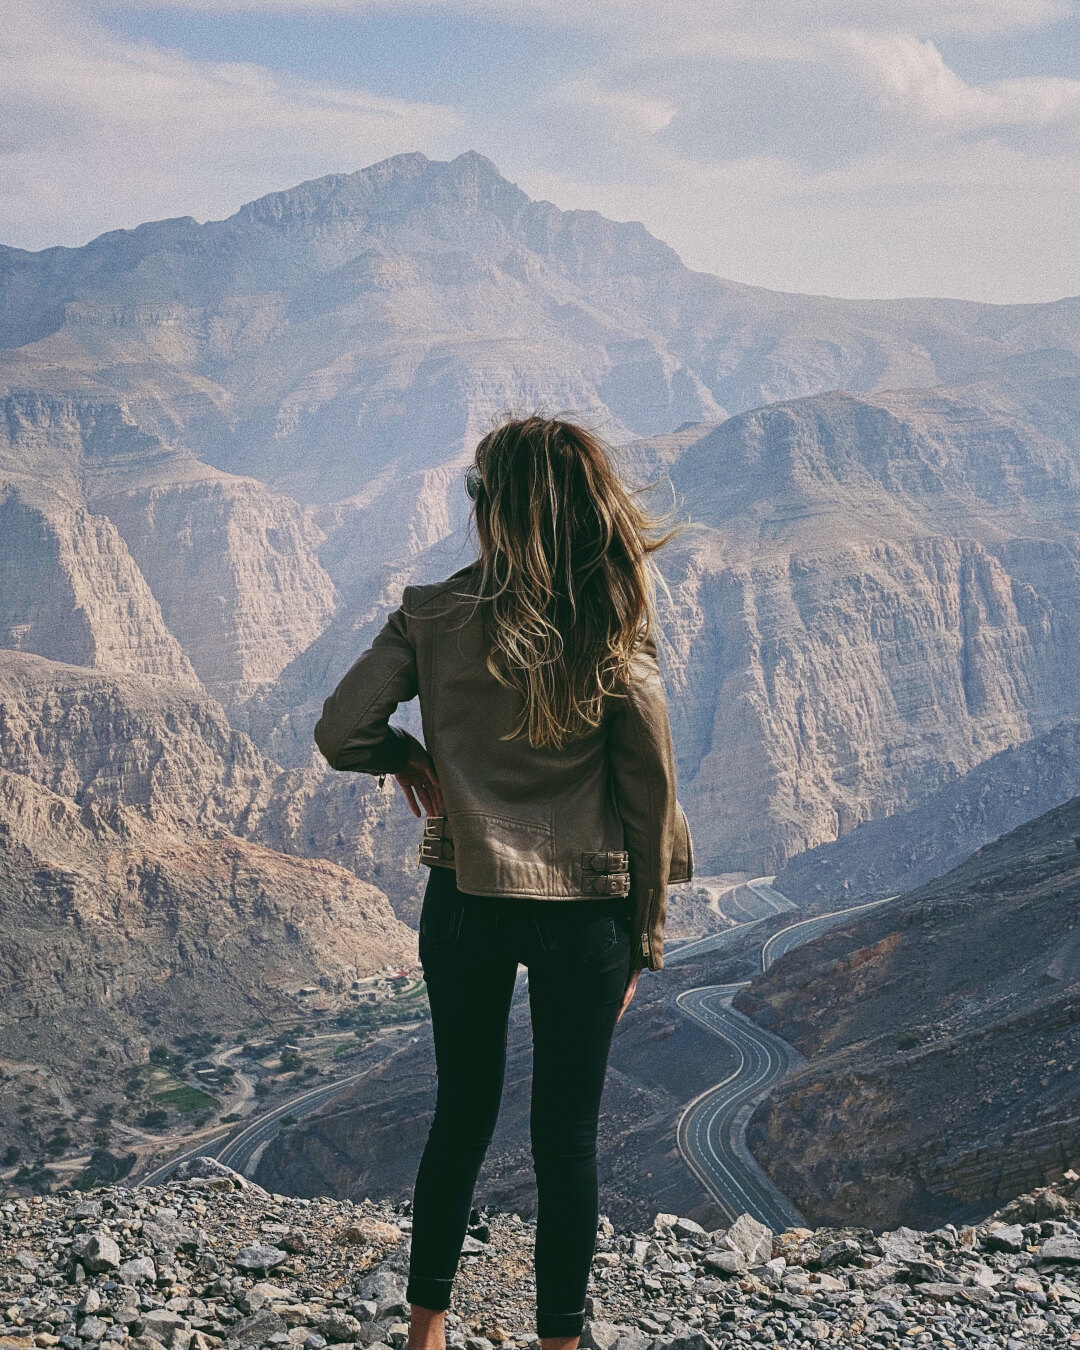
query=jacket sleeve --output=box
[606,631,678,972]
[313,590,419,777]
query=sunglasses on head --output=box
[464,464,483,501]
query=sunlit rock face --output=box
[653,373,1080,869]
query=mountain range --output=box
[6,150,1080,1190]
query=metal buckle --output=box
[419,816,455,863]
[581,850,629,874]
[419,837,455,862]
[580,850,630,896]
[583,872,630,897]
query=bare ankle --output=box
[539,1338,579,1350]
[407,1304,446,1350]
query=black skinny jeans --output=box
[405,863,633,1339]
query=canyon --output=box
[4,151,1080,1223]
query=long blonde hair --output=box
[465,416,685,750]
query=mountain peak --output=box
[228,150,528,233]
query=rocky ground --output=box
[3,1159,1080,1349]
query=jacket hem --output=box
[417,858,633,901]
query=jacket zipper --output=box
[640,886,654,962]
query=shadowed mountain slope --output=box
[774,714,1080,907]
[734,791,1080,1228]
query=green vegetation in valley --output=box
[153,1085,219,1112]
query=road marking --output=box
[674,886,897,1228]
[761,894,897,971]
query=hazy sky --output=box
[5,0,1080,302]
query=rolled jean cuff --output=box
[406,1274,454,1311]
[536,1307,586,1338]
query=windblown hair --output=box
[465,416,685,750]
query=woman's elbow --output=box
[313,715,343,770]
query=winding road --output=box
[668,879,898,1228]
[136,1034,421,1187]
[676,982,807,1230]
[136,878,899,1231]
[760,894,897,971]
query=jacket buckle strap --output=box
[419,837,455,862]
[580,849,629,896]
[581,850,629,874]
[583,872,630,897]
[418,816,454,867]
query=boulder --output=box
[1040,1235,1080,1263]
[234,1247,289,1274]
[73,1232,122,1273]
[718,1214,773,1266]
[983,1225,1025,1254]
[119,1257,158,1285]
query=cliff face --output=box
[7,152,1080,504]
[11,152,1080,1191]
[653,371,1080,869]
[0,766,411,1021]
[0,485,197,684]
[94,475,338,706]
[0,760,416,1066]
[222,366,1080,874]
[0,651,417,1156]
[733,793,1080,1229]
[0,389,339,708]
[6,155,1080,875]
[0,651,272,830]
[0,649,431,916]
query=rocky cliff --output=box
[7,153,1080,874]
[0,651,417,1162]
[9,152,1080,1214]
[215,363,1080,874]
[94,474,337,708]
[0,652,272,830]
[0,485,196,685]
[7,151,1080,500]
[0,391,339,709]
[734,791,1080,1230]
[649,364,1080,869]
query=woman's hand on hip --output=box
[616,968,640,1021]
[393,733,444,818]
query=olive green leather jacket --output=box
[313,561,693,972]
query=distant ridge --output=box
[775,714,1080,907]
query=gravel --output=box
[2,1159,1080,1348]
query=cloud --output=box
[517,127,1080,303]
[0,0,460,250]
[555,82,677,137]
[5,0,1080,300]
[90,0,1073,40]
[505,22,1080,187]
[483,17,1080,301]
[840,29,1080,136]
